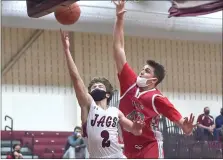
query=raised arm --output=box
[112,0,127,74]
[154,96,197,135]
[175,115,197,135]
[118,110,144,136]
[60,29,92,110]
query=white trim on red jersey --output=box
[119,83,136,100]
[152,94,164,115]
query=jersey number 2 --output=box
[101,130,110,148]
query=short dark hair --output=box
[204,106,209,110]
[88,77,114,104]
[74,126,82,132]
[146,60,165,86]
[12,144,20,149]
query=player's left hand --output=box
[112,0,127,18]
[182,113,197,135]
[132,120,145,136]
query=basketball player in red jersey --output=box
[60,29,145,158]
[112,0,197,158]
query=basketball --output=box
[54,3,81,25]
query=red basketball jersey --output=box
[118,63,182,154]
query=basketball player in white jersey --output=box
[60,29,145,158]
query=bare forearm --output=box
[64,49,81,81]
[112,17,127,73]
[64,49,90,107]
[175,118,184,129]
[198,124,209,129]
[113,17,124,49]
[175,118,193,135]
[118,110,133,131]
[120,117,134,132]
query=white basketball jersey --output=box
[85,101,125,158]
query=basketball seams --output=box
[54,3,80,25]
[54,5,79,17]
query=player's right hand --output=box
[132,120,145,136]
[112,0,127,18]
[60,29,70,50]
[182,113,197,135]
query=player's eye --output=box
[92,86,97,89]
[99,85,104,88]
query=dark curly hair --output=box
[88,77,114,105]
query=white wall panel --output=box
[1,27,222,131]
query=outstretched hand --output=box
[112,0,127,18]
[132,120,145,136]
[60,29,70,50]
[182,113,197,135]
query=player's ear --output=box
[151,77,158,84]
[106,93,110,99]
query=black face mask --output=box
[15,150,21,153]
[204,110,210,115]
[90,89,107,101]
